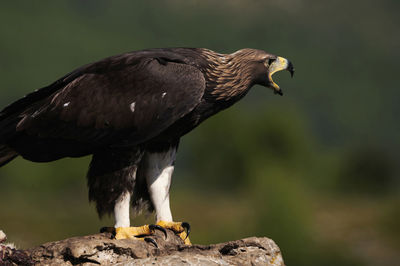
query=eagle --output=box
[0,48,294,245]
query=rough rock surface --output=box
[1,229,284,265]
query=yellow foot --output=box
[157,221,191,245]
[100,225,167,247]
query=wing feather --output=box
[13,54,205,147]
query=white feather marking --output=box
[63,102,70,107]
[145,148,176,222]
[162,92,167,98]
[114,191,131,228]
[31,110,40,118]
[130,102,136,112]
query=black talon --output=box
[181,222,191,240]
[144,237,158,248]
[149,224,167,239]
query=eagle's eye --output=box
[267,58,276,66]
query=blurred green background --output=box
[0,1,399,265]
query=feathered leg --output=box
[88,148,165,243]
[143,145,191,245]
[87,148,143,218]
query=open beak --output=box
[268,57,295,96]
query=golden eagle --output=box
[0,48,294,245]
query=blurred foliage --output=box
[0,1,399,265]
[337,147,398,195]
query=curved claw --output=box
[181,222,191,240]
[144,237,158,248]
[149,224,167,239]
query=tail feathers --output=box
[0,145,18,167]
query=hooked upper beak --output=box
[268,56,295,96]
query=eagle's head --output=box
[201,48,294,100]
[230,49,295,96]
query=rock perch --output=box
[0,229,284,265]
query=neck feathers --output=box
[201,49,255,101]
